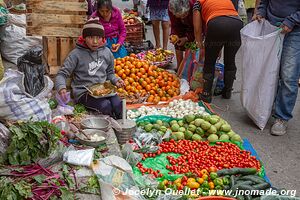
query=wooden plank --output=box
[44,37,58,66]
[27,26,82,37]
[59,38,72,65]
[27,13,87,26]
[27,1,87,13]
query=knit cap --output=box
[82,17,105,38]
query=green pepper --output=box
[213,178,223,186]
[185,172,195,178]
[157,182,166,190]
[202,188,209,196]
[196,188,203,195]
[210,172,218,180]
[215,185,223,190]
[201,181,209,188]
[222,176,230,185]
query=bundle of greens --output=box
[0,164,73,200]
[2,121,62,165]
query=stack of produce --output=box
[137,113,242,143]
[137,48,175,67]
[123,14,144,43]
[127,99,209,119]
[115,54,180,104]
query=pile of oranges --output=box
[115,54,180,104]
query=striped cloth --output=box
[0,70,52,122]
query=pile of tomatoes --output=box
[114,54,180,104]
[137,140,261,178]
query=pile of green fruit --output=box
[137,114,243,143]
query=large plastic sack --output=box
[0,69,53,122]
[92,155,145,200]
[239,20,284,130]
[0,122,10,157]
[0,14,42,64]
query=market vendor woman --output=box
[91,0,127,58]
[193,0,243,103]
[168,0,196,70]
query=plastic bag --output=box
[121,143,142,166]
[17,46,46,97]
[214,62,225,96]
[239,20,284,130]
[92,155,145,200]
[0,6,8,26]
[0,14,42,64]
[178,49,199,82]
[63,148,95,167]
[55,92,74,115]
[0,69,52,122]
[132,152,182,182]
[0,122,10,156]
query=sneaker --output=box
[270,119,287,136]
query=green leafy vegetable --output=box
[2,121,62,165]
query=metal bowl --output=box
[76,129,107,147]
[81,117,111,131]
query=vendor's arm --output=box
[256,0,269,18]
[193,2,204,49]
[282,11,300,31]
[117,9,126,45]
[55,53,77,92]
[106,51,120,85]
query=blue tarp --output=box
[243,138,271,184]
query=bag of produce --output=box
[239,20,284,130]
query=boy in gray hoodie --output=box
[55,18,124,119]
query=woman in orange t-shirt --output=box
[193,0,243,103]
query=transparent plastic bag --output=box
[121,143,142,166]
[55,92,74,115]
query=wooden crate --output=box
[43,36,77,75]
[26,0,87,37]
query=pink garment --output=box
[91,7,126,45]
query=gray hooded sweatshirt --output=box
[55,43,119,102]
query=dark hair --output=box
[97,0,113,10]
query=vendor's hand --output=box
[58,88,68,102]
[169,35,179,44]
[116,79,125,88]
[177,37,188,46]
[280,24,292,34]
[111,43,121,52]
[196,40,204,49]
[252,14,264,22]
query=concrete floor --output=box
[2,0,299,195]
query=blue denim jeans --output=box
[274,28,300,121]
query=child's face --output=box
[84,36,105,51]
